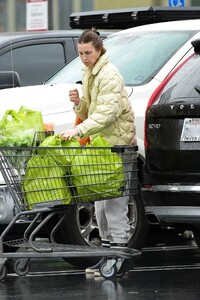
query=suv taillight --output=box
[144,55,193,149]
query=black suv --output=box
[142,39,200,244]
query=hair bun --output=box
[91,27,100,36]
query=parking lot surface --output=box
[0,229,200,300]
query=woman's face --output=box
[78,42,100,68]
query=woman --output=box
[60,28,137,275]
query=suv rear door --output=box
[144,50,200,184]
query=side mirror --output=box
[0,71,21,89]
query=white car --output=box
[1,19,200,267]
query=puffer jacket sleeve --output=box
[73,95,88,121]
[76,71,123,137]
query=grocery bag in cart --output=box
[23,154,72,209]
[0,106,44,146]
[22,135,135,208]
[38,135,82,167]
[0,107,45,188]
[23,136,82,209]
[71,136,126,202]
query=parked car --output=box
[0,30,111,88]
[142,38,200,246]
[0,30,82,87]
[1,19,200,267]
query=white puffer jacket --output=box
[75,53,136,145]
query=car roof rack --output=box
[191,39,200,53]
[70,6,200,29]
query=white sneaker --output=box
[85,258,103,275]
[94,270,102,277]
[85,267,99,274]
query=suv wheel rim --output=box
[75,198,138,247]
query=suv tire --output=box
[192,230,200,248]
[58,187,149,269]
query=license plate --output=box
[181,118,200,142]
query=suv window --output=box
[157,54,200,104]
[46,31,194,86]
[0,43,65,86]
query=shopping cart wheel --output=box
[116,271,125,278]
[0,264,7,280]
[13,259,30,276]
[99,260,117,279]
[116,257,132,277]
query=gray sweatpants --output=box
[95,147,136,244]
[95,195,130,244]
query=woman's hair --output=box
[78,27,106,55]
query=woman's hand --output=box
[69,89,80,106]
[59,128,79,141]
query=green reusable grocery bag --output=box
[0,106,44,172]
[71,136,125,202]
[23,155,71,209]
[38,135,82,167]
[0,106,44,145]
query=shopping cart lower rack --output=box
[0,144,141,280]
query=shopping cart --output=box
[0,140,141,280]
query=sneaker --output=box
[101,240,110,248]
[110,242,129,250]
[85,265,99,275]
[85,258,104,275]
[94,270,102,277]
[85,240,110,274]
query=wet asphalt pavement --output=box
[1,228,200,300]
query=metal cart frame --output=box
[0,143,141,280]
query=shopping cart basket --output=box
[0,143,141,280]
